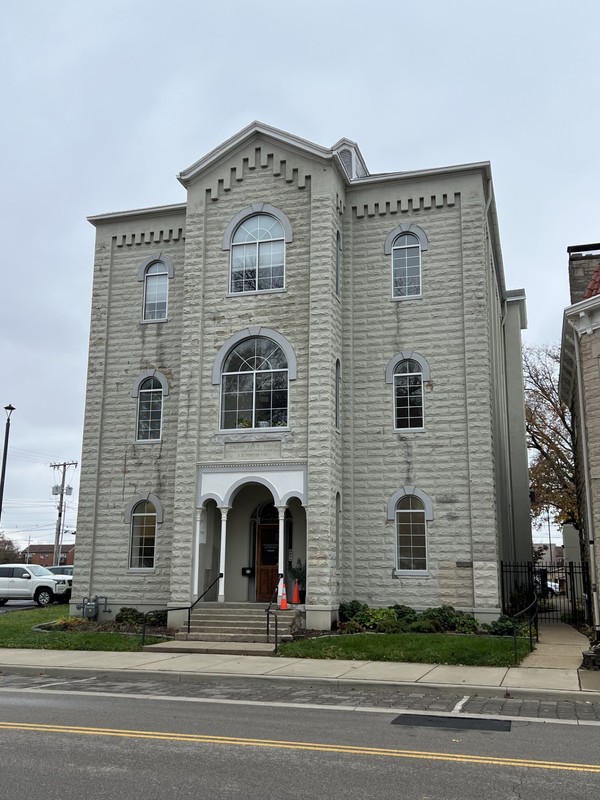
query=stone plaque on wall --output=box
[224,440,282,462]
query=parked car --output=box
[47,565,74,577]
[534,576,561,597]
[0,564,65,606]
[46,566,74,601]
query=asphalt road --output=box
[0,685,599,799]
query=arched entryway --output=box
[196,467,307,604]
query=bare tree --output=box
[523,343,579,527]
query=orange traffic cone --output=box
[291,578,300,604]
[279,581,288,610]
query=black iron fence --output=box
[500,561,592,626]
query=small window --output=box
[137,377,163,441]
[220,336,288,429]
[130,500,156,569]
[394,359,423,430]
[143,261,169,320]
[230,214,285,293]
[396,495,427,572]
[392,233,421,298]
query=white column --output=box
[217,507,229,602]
[277,505,286,602]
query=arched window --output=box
[393,359,423,429]
[221,337,288,429]
[130,500,157,569]
[143,261,169,319]
[335,359,341,429]
[230,214,285,293]
[136,377,164,440]
[137,254,174,322]
[395,494,428,572]
[392,232,421,297]
[335,230,342,296]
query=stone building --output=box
[73,122,531,629]
[560,243,600,632]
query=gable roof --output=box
[177,121,351,187]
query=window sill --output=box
[128,568,156,574]
[214,429,292,444]
[393,570,430,578]
[394,427,425,434]
[226,288,286,298]
[391,294,422,302]
[140,317,169,324]
[135,438,163,445]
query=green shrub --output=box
[338,600,368,623]
[454,613,480,635]
[407,619,439,634]
[115,607,145,627]
[419,605,461,631]
[482,615,517,637]
[391,604,418,624]
[340,619,366,634]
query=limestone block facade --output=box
[73,122,531,628]
[560,244,600,631]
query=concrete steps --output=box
[174,602,300,646]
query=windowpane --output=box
[396,496,427,571]
[130,501,156,568]
[392,234,421,298]
[221,337,289,429]
[230,214,285,293]
[394,361,424,429]
[137,378,163,440]
[144,265,168,321]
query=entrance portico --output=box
[196,464,307,603]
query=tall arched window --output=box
[392,232,421,297]
[130,500,157,569]
[395,495,428,572]
[394,359,423,429]
[221,337,288,429]
[136,377,164,441]
[230,214,285,293]
[143,260,169,319]
[335,359,341,429]
[335,230,342,296]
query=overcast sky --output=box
[1,0,597,551]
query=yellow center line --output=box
[1,721,599,773]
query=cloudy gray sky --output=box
[1,0,597,551]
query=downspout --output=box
[571,323,600,635]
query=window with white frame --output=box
[394,359,423,429]
[137,254,174,322]
[230,214,285,293]
[136,377,163,440]
[392,232,421,297]
[396,494,427,571]
[130,500,156,569]
[143,260,169,320]
[335,230,342,296]
[220,337,288,429]
[335,359,341,429]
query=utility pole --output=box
[51,461,77,565]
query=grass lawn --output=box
[0,606,169,651]
[277,632,530,667]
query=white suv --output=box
[0,564,68,606]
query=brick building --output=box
[74,122,531,628]
[560,243,600,632]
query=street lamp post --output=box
[0,404,15,524]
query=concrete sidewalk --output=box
[0,622,597,695]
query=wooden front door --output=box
[256,524,279,602]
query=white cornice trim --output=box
[347,161,492,187]
[559,293,600,404]
[88,203,186,226]
[178,121,334,187]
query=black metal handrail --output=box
[511,593,538,664]
[265,573,283,650]
[141,572,223,646]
